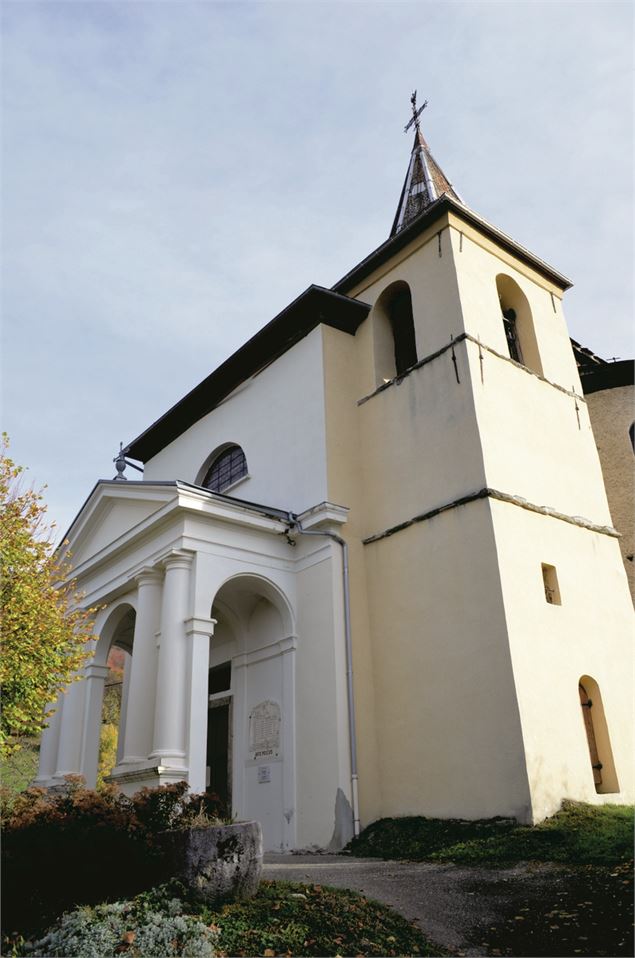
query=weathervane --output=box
[404,90,428,134]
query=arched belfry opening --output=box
[373,281,418,385]
[206,575,296,851]
[578,676,619,794]
[496,274,543,376]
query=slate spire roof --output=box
[391,125,464,236]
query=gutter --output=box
[287,513,361,838]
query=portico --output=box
[36,481,354,851]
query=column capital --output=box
[184,616,217,638]
[133,565,164,587]
[160,549,195,572]
[85,664,111,681]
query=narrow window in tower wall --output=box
[541,563,561,604]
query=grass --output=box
[481,860,634,957]
[345,802,634,956]
[202,880,436,957]
[346,801,634,865]
[4,880,436,958]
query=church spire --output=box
[391,93,464,237]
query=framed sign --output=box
[248,700,281,761]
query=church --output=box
[35,102,634,852]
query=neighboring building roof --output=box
[578,358,634,395]
[391,128,464,236]
[570,339,634,395]
[124,285,369,463]
[571,339,608,368]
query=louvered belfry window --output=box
[203,446,247,493]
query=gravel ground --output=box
[263,853,568,956]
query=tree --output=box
[0,437,96,758]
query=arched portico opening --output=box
[81,601,137,789]
[204,574,296,851]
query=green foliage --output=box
[201,880,434,957]
[0,736,39,801]
[346,801,634,865]
[30,891,219,957]
[0,437,97,757]
[132,780,227,832]
[96,723,118,791]
[10,880,434,958]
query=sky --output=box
[2,0,633,538]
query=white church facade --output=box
[36,111,634,851]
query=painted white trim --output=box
[297,501,349,530]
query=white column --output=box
[185,617,216,794]
[33,694,65,786]
[120,568,163,765]
[231,652,248,819]
[150,550,193,769]
[54,678,87,778]
[116,653,132,764]
[79,663,111,787]
[280,636,297,850]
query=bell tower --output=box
[324,97,634,825]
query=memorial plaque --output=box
[257,765,271,783]
[248,700,281,761]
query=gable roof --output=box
[124,285,369,463]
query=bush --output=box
[30,887,219,958]
[1,779,227,937]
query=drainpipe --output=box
[288,513,361,838]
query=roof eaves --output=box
[333,195,572,295]
[124,286,369,462]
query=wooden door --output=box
[579,682,602,787]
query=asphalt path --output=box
[264,853,564,956]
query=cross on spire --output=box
[404,90,428,135]
[391,93,465,237]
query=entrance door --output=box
[578,682,602,788]
[207,702,231,811]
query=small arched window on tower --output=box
[373,281,418,385]
[496,274,543,376]
[199,444,248,494]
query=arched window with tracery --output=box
[373,281,418,384]
[199,445,248,494]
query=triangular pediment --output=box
[61,481,179,571]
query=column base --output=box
[107,761,191,796]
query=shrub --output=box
[1,780,154,936]
[30,890,219,957]
[1,780,230,937]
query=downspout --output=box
[288,513,361,838]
